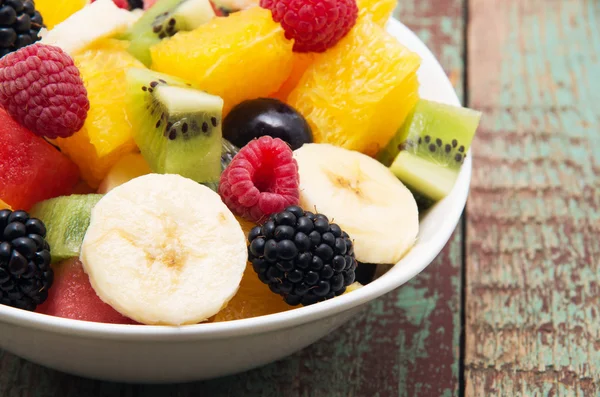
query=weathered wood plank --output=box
[0,1,467,395]
[466,0,600,395]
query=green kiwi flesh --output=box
[126,0,215,66]
[126,68,223,186]
[384,99,481,209]
[30,195,103,264]
[390,151,458,202]
[378,99,481,167]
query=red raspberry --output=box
[0,44,89,139]
[260,0,358,53]
[219,137,300,223]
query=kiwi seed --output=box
[429,144,436,152]
[455,153,462,162]
[436,138,442,147]
[182,123,188,133]
[202,122,209,133]
[150,81,158,88]
[211,117,218,127]
[445,144,451,153]
[424,135,431,143]
[459,145,465,153]
[452,139,457,147]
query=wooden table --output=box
[1,0,599,395]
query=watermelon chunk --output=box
[36,258,138,324]
[0,109,80,210]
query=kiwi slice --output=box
[125,0,215,66]
[126,68,223,186]
[384,99,481,209]
[30,195,103,264]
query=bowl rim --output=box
[0,18,469,342]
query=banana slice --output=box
[80,174,247,325]
[294,144,419,264]
[40,0,139,56]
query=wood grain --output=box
[466,0,600,395]
[0,1,468,396]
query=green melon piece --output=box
[30,195,103,264]
[125,68,223,187]
[384,99,481,209]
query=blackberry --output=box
[0,0,44,58]
[0,209,53,311]
[248,206,357,306]
[128,0,144,9]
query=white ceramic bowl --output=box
[0,18,468,383]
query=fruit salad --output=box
[0,0,481,325]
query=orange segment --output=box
[150,7,294,114]
[55,40,145,188]
[0,199,11,210]
[271,53,316,102]
[215,263,293,322]
[214,216,292,322]
[288,17,420,157]
[357,0,397,26]
[35,0,88,30]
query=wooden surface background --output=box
[1,0,598,395]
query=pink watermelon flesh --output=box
[36,258,138,325]
[0,108,80,210]
[144,0,157,9]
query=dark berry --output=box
[313,281,330,297]
[23,1,34,15]
[0,242,11,258]
[0,7,17,25]
[332,255,346,272]
[315,243,334,261]
[329,223,342,237]
[310,255,324,270]
[320,265,334,279]
[3,222,26,240]
[296,216,314,234]
[322,232,335,247]
[293,232,310,251]
[128,0,145,9]
[334,237,347,254]
[8,250,27,276]
[11,237,36,259]
[296,252,311,269]
[223,98,313,150]
[277,240,297,260]
[305,271,319,285]
[286,205,304,219]
[308,230,321,247]
[313,218,329,233]
[0,0,43,57]
[275,260,294,272]
[247,206,357,306]
[275,211,296,226]
[261,221,276,239]
[249,237,266,256]
[248,226,262,242]
[288,269,303,283]
[274,225,295,240]
[263,240,278,261]
[0,210,51,311]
